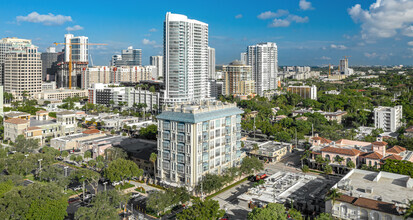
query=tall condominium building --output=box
[41,47,58,81]
[4,42,42,99]
[247,42,278,96]
[64,34,88,63]
[0,37,32,85]
[208,47,216,79]
[339,58,354,75]
[111,55,122,66]
[240,52,247,65]
[164,12,209,104]
[113,46,142,66]
[156,101,244,189]
[287,85,317,100]
[223,60,254,96]
[374,105,403,132]
[150,56,163,79]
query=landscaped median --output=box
[206,177,248,200]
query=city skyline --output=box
[1,0,413,66]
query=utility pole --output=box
[295,128,298,148]
[312,123,314,137]
[253,117,256,139]
[64,166,68,193]
[38,159,43,172]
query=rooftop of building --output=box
[158,101,243,123]
[56,110,76,116]
[335,169,413,206]
[29,118,56,127]
[4,118,28,125]
[4,112,30,117]
[117,138,157,161]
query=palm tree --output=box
[325,188,342,211]
[334,155,344,165]
[149,152,157,180]
[21,90,29,103]
[404,200,413,220]
[315,155,324,170]
[300,150,310,168]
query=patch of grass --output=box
[135,186,146,193]
[147,183,166,190]
[206,177,248,200]
[25,174,35,181]
[116,182,135,190]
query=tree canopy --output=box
[177,198,225,220]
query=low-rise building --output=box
[287,85,317,100]
[51,129,105,151]
[118,138,157,178]
[293,109,347,124]
[326,169,413,220]
[246,140,292,162]
[36,88,87,101]
[374,105,403,132]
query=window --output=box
[177,133,185,143]
[177,164,184,173]
[177,143,185,153]
[163,141,170,150]
[215,119,220,128]
[163,151,170,160]
[178,123,185,132]
[177,153,185,163]
[163,121,170,130]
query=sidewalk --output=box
[128,180,163,193]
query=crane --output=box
[54,42,107,89]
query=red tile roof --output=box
[311,136,333,144]
[4,118,29,125]
[82,129,101,134]
[337,195,400,216]
[384,154,403,161]
[405,126,413,133]
[36,110,48,113]
[372,141,388,146]
[320,146,361,156]
[387,145,406,154]
[364,152,383,160]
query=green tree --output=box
[346,160,355,169]
[288,208,302,220]
[302,165,310,173]
[315,213,333,220]
[325,188,342,209]
[177,198,225,220]
[404,200,413,220]
[104,158,143,183]
[248,203,287,220]
[105,147,127,161]
[75,190,127,220]
[324,164,333,175]
[84,151,91,159]
[195,173,224,194]
[149,152,157,178]
[88,159,96,167]
[240,156,264,176]
[70,168,100,194]
[14,135,39,153]
[139,124,158,140]
[0,182,68,220]
[70,154,77,161]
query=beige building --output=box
[3,40,42,100]
[247,141,292,163]
[36,88,88,101]
[51,129,105,151]
[4,118,29,142]
[223,60,254,96]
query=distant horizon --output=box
[1,0,413,66]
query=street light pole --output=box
[38,159,43,173]
[24,154,29,175]
[103,182,107,192]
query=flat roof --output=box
[157,107,243,123]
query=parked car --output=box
[112,181,121,186]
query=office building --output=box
[240,52,247,65]
[36,88,88,101]
[41,47,58,81]
[64,34,88,63]
[150,56,163,79]
[3,40,42,99]
[326,169,413,220]
[0,37,32,85]
[208,47,215,79]
[339,57,354,75]
[112,46,142,66]
[287,85,317,100]
[156,101,244,189]
[164,12,209,104]
[247,42,278,96]
[223,60,254,96]
[209,80,223,99]
[111,55,122,66]
[374,105,403,132]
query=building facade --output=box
[374,105,403,132]
[164,12,209,104]
[156,101,244,189]
[287,85,317,100]
[0,38,32,85]
[247,42,278,96]
[4,41,42,99]
[150,56,163,79]
[223,60,254,96]
[208,47,215,79]
[112,46,142,66]
[64,34,88,63]
[41,47,58,81]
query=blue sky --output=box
[1,0,413,66]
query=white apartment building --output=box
[150,56,163,79]
[156,101,244,189]
[374,105,403,132]
[247,42,278,96]
[164,12,209,104]
[240,52,247,65]
[208,47,216,79]
[3,41,42,99]
[64,34,88,63]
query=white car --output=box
[112,181,120,186]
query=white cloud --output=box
[235,14,243,19]
[320,56,331,60]
[299,0,314,10]
[270,19,291,27]
[364,52,378,58]
[149,28,157,32]
[142,39,156,45]
[16,12,72,25]
[66,25,83,32]
[269,14,308,27]
[348,0,413,39]
[257,10,289,20]
[408,41,413,46]
[330,44,347,50]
